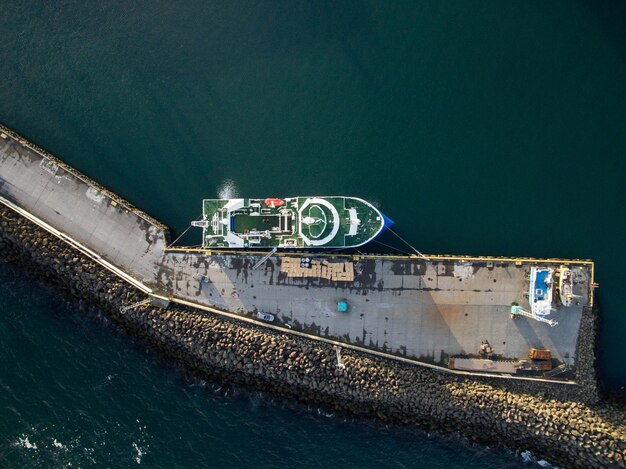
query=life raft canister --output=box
[264,198,285,208]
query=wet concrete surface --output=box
[161,250,590,368]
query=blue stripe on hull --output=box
[378,212,394,236]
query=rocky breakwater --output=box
[0,203,624,468]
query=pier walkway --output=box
[0,125,594,380]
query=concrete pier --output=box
[161,250,591,370]
[0,124,594,381]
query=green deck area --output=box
[233,214,281,233]
[195,197,388,249]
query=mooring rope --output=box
[372,239,412,256]
[387,227,429,260]
[167,214,202,248]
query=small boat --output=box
[264,198,285,208]
[529,267,554,316]
[558,266,574,307]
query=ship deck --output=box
[201,197,385,249]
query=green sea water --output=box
[0,1,624,466]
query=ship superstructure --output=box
[192,196,392,249]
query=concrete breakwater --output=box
[0,124,596,380]
[1,205,624,468]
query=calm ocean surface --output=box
[0,1,624,466]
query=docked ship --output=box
[528,267,554,316]
[558,266,574,307]
[192,196,393,249]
